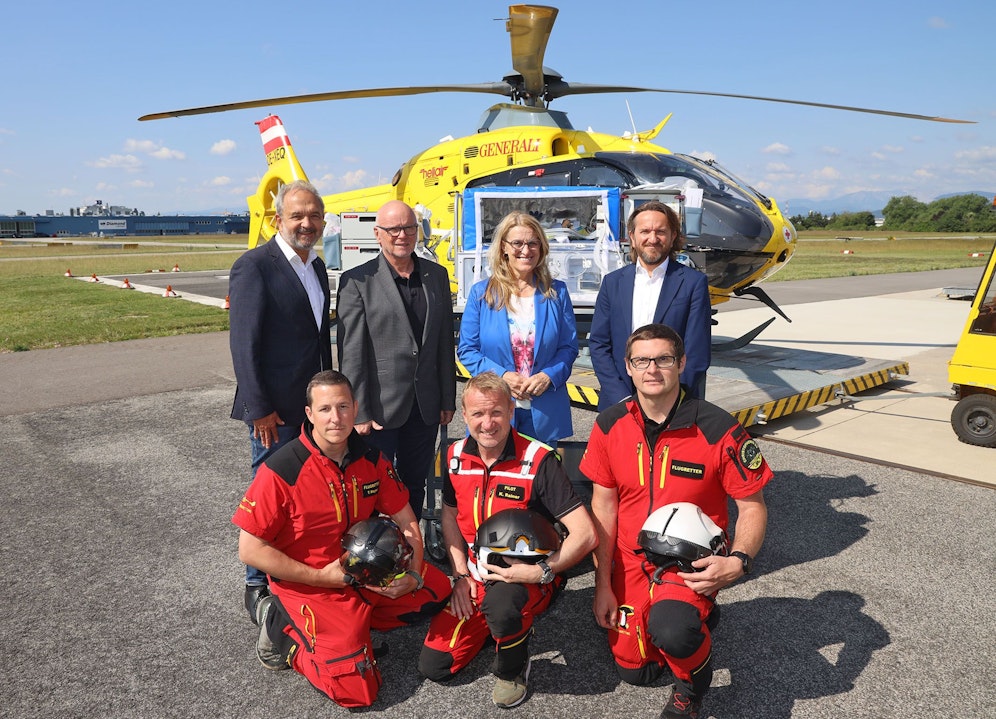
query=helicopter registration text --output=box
[265,146,286,166]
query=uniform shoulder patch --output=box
[739,438,764,471]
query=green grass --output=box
[770,234,995,281]
[0,236,241,352]
[1,232,993,353]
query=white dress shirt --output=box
[631,257,669,331]
[274,233,325,329]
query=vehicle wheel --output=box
[422,518,448,564]
[951,394,996,448]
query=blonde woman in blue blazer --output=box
[458,211,579,445]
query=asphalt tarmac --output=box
[2,270,994,718]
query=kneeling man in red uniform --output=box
[582,324,773,719]
[233,370,450,707]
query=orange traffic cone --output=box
[64,268,73,277]
[89,273,100,282]
[171,263,181,272]
[121,278,134,289]
[223,295,230,310]
[163,285,178,297]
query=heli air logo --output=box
[739,439,764,472]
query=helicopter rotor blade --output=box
[506,4,558,101]
[547,82,973,124]
[138,83,515,121]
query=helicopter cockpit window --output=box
[578,164,628,187]
[969,272,996,335]
[516,172,570,187]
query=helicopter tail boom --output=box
[246,115,310,248]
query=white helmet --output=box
[637,502,728,583]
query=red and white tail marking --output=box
[256,115,292,155]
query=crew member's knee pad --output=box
[616,660,665,686]
[418,644,456,683]
[480,582,529,638]
[647,599,706,659]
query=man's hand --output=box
[440,410,454,426]
[314,558,353,589]
[592,584,620,629]
[354,420,384,436]
[447,574,478,620]
[677,554,744,595]
[252,411,284,449]
[478,559,543,585]
[362,572,419,599]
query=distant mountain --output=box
[780,190,996,218]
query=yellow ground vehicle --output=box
[948,242,996,447]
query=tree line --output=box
[789,193,996,232]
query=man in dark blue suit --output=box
[589,201,711,410]
[229,180,333,623]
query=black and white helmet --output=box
[474,508,561,573]
[340,517,413,587]
[637,502,728,583]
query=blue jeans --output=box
[245,422,300,586]
[363,404,438,521]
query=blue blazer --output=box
[458,279,579,443]
[228,240,332,427]
[588,261,711,410]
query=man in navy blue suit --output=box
[589,201,711,410]
[228,180,333,624]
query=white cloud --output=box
[766,162,791,173]
[151,146,185,160]
[89,154,143,171]
[927,17,948,29]
[880,145,904,154]
[52,188,78,197]
[688,149,717,162]
[312,170,371,192]
[211,139,237,156]
[0,128,14,135]
[821,146,841,156]
[95,182,114,191]
[814,166,841,180]
[871,152,887,161]
[130,179,154,188]
[123,138,185,160]
[124,139,160,153]
[954,146,996,162]
[762,142,791,156]
[210,176,232,186]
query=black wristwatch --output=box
[730,551,752,576]
[537,559,555,585]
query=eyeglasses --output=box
[376,224,419,237]
[504,240,541,251]
[628,355,678,370]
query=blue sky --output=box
[1,0,992,216]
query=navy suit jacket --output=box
[457,279,579,443]
[588,261,711,409]
[336,253,456,428]
[228,240,332,427]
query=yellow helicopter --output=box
[140,4,970,311]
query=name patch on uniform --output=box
[361,481,380,497]
[739,439,764,472]
[669,460,706,479]
[495,484,526,502]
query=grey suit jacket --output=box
[336,253,456,428]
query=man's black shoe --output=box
[660,689,702,718]
[245,584,271,626]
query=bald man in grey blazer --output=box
[336,200,456,519]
